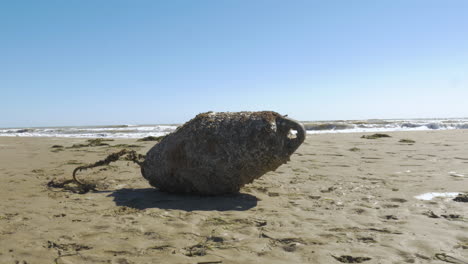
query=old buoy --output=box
[141,111,305,195]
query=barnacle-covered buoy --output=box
[142,111,305,195]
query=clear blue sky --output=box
[1,0,467,127]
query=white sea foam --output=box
[414,192,460,201]
[1,118,467,138]
[0,125,178,139]
[303,118,468,134]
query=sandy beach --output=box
[0,130,467,264]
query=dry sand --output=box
[0,130,467,264]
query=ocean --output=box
[1,118,467,139]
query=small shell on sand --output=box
[414,192,460,201]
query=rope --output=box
[72,149,145,186]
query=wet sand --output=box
[0,130,467,264]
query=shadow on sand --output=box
[107,188,258,211]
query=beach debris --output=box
[422,211,461,220]
[47,177,97,194]
[349,147,360,152]
[48,149,144,193]
[47,240,92,254]
[268,192,280,197]
[434,253,468,264]
[110,143,142,148]
[361,133,391,139]
[203,217,266,227]
[389,198,407,203]
[357,237,376,243]
[182,234,226,257]
[64,111,305,195]
[332,255,371,263]
[68,138,114,148]
[414,192,460,201]
[441,214,461,220]
[456,241,468,250]
[47,240,92,263]
[142,111,305,195]
[104,206,141,216]
[183,243,207,257]
[453,193,468,203]
[320,186,337,193]
[382,215,398,220]
[0,213,19,221]
[449,172,465,177]
[259,232,307,252]
[399,139,416,144]
[51,145,64,152]
[423,210,440,218]
[47,240,92,264]
[137,135,165,142]
[72,149,144,185]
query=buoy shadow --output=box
[108,188,258,211]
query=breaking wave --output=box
[1,118,467,138]
[302,118,468,134]
[0,125,178,139]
